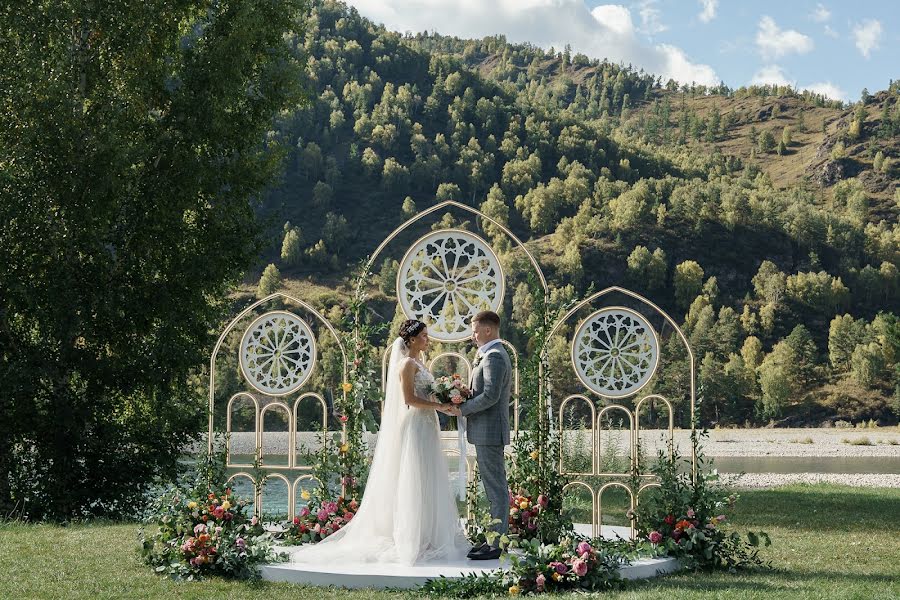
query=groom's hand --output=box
[447,405,462,417]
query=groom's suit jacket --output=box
[460,343,512,446]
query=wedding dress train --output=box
[288,337,470,566]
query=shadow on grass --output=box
[625,567,899,594]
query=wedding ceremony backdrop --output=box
[208,200,697,538]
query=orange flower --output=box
[676,519,693,530]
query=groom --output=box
[447,310,511,561]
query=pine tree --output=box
[281,227,303,266]
[873,150,885,173]
[257,264,282,299]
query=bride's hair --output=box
[398,319,426,347]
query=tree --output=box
[323,212,350,253]
[752,260,786,304]
[758,129,776,153]
[873,150,885,173]
[281,227,303,266]
[626,245,667,291]
[0,0,304,519]
[378,258,399,295]
[436,182,462,202]
[781,126,792,147]
[850,342,884,387]
[401,196,417,218]
[758,341,798,419]
[313,181,333,207]
[257,263,282,298]
[674,260,704,309]
[830,140,847,159]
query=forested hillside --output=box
[255,0,899,427]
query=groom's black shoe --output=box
[469,545,502,560]
[466,543,488,558]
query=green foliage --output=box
[257,264,282,299]
[0,0,306,519]
[281,227,303,266]
[674,260,705,309]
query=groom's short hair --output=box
[472,310,500,328]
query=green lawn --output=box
[1,484,898,599]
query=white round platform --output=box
[260,525,680,589]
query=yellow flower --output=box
[221,500,231,510]
[552,572,561,581]
[508,585,520,596]
[301,490,311,501]
[519,500,529,510]
[340,443,349,453]
[187,501,197,509]
[530,450,539,460]
[341,382,353,393]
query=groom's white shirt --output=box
[477,338,503,355]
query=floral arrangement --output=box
[282,493,359,544]
[430,374,471,404]
[635,428,771,571]
[507,491,547,542]
[504,536,630,595]
[139,485,281,580]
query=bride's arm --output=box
[400,359,441,410]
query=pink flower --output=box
[250,515,258,526]
[572,559,588,577]
[235,537,246,549]
[576,541,592,556]
[538,494,549,508]
[649,531,663,544]
[344,511,354,520]
[554,562,568,574]
[521,511,531,521]
[342,476,354,486]
[535,573,546,591]
[317,509,328,521]
[193,523,206,535]
[299,507,310,518]
[686,508,695,518]
[717,514,727,522]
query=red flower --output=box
[664,515,675,525]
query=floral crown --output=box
[399,319,426,344]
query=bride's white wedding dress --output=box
[288,337,470,566]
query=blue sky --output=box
[347,0,898,102]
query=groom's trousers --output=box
[475,444,509,538]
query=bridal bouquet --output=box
[430,374,471,404]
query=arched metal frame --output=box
[596,405,635,476]
[544,286,697,481]
[226,472,257,510]
[258,473,292,523]
[226,392,260,468]
[259,402,292,468]
[558,394,597,476]
[292,474,323,517]
[209,293,350,511]
[635,394,675,468]
[597,481,636,540]
[293,392,329,471]
[562,480,598,538]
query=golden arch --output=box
[258,473,291,521]
[427,351,473,380]
[225,472,258,513]
[208,292,349,455]
[259,402,292,468]
[226,392,259,468]
[596,405,634,476]
[293,392,329,471]
[558,394,597,476]
[292,474,323,518]
[635,394,675,467]
[597,482,636,540]
[546,285,697,481]
[562,480,598,538]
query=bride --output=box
[289,319,471,566]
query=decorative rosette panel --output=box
[397,229,504,342]
[240,311,316,396]
[572,307,659,398]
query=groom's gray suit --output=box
[460,341,511,539]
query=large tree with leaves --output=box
[0,0,306,519]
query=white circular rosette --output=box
[572,307,659,398]
[239,311,316,396]
[396,229,504,342]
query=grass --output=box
[1,485,899,599]
[841,437,873,446]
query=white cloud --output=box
[637,1,667,36]
[852,19,882,58]
[749,66,847,102]
[810,4,831,23]
[805,81,847,102]
[750,64,794,87]
[698,0,718,24]
[345,0,719,86]
[756,16,814,59]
